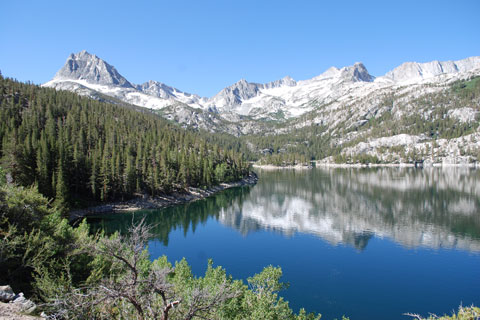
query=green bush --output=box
[406,305,480,320]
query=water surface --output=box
[88,167,480,320]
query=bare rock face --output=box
[263,76,297,89]
[137,80,180,99]
[54,50,134,88]
[208,79,261,110]
[383,56,480,82]
[340,62,375,82]
[313,62,374,82]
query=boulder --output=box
[0,285,15,302]
[12,292,37,314]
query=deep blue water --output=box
[89,167,480,320]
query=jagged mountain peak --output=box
[340,62,374,82]
[314,62,374,82]
[263,75,297,89]
[73,50,94,59]
[54,50,133,88]
[224,78,260,96]
[382,56,480,82]
[208,79,261,110]
[136,80,180,99]
[138,80,179,92]
[45,51,480,132]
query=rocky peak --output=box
[315,66,340,80]
[205,79,262,112]
[383,56,480,82]
[137,80,179,99]
[314,63,374,82]
[340,62,374,82]
[211,79,261,107]
[54,50,133,88]
[263,76,297,89]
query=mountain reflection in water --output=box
[89,167,480,252]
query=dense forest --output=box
[0,75,250,211]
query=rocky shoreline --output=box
[252,164,313,170]
[69,172,258,221]
[253,162,480,170]
[315,162,480,168]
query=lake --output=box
[88,167,480,320]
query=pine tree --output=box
[54,163,69,214]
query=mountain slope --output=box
[44,52,480,127]
[45,51,208,111]
[382,57,480,83]
[43,52,480,164]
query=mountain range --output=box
[44,51,480,164]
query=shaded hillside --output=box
[0,75,250,210]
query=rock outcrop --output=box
[54,50,134,88]
[0,285,15,302]
[0,285,37,315]
[382,56,480,83]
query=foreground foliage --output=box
[0,170,92,295]
[42,220,321,320]
[0,173,320,319]
[406,306,480,320]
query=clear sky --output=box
[0,0,479,97]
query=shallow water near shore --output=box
[88,167,480,320]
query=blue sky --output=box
[1,0,479,97]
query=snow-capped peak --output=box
[341,62,375,82]
[44,51,480,133]
[263,76,297,89]
[382,56,480,83]
[136,80,183,99]
[313,62,374,82]
[209,79,261,108]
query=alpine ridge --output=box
[44,51,480,166]
[383,57,480,83]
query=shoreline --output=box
[252,164,312,170]
[253,162,479,169]
[315,162,480,168]
[69,172,258,221]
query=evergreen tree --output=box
[0,75,251,207]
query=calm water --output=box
[88,167,480,320]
